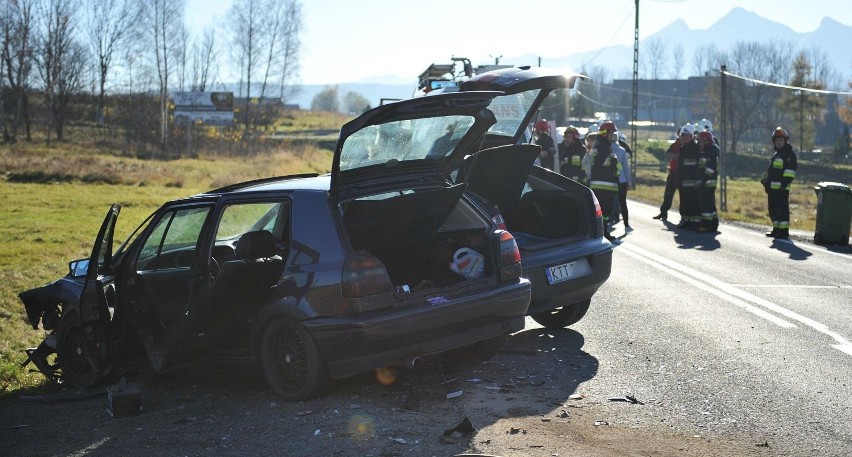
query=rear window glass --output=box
[339,115,475,171]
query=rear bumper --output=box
[522,238,612,314]
[303,280,530,378]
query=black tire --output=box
[260,318,331,401]
[56,311,101,387]
[531,300,591,329]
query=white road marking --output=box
[618,242,852,357]
[730,285,842,289]
[617,244,797,328]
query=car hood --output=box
[460,66,587,143]
[331,91,503,200]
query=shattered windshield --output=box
[339,115,475,171]
[486,90,540,137]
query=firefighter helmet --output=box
[564,125,580,141]
[586,123,599,140]
[681,123,696,136]
[697,130,713,143]
[772,127,789,141]
[598,120,617,136]
[699,118,713,131]
[534,119,550,133]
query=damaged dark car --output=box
[19,92,531,400]
[458,67,613,328]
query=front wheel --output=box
[531,300,591,329]
[56,311,101,387]
[260,318,331,401]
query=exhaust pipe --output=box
[402,355,423,370]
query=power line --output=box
[579,5,635,69]
[578,80,714,103]
[575,90,632,109]
[723,70,852,96]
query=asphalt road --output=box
[3,199,850,457]
[549,199,852,456]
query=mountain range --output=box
[290,8,852,110]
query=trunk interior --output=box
[341,184,494,292]
[462,145,590,248]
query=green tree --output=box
[342,91,370,114]
[777,51,826,152]
[835,124,850,163]
[311,85,339,112]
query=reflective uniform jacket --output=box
[589,137,620,193]
[766,143,797,192]
[559,140,587,182]
[677,141,700,189]
[665,141,681,173]
[698,143,720,188]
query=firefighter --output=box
[581,123,598,184]
[533,119,556,171]
[559,125,587,184]
[654,126,682,221]
[762,127,797,239]
[696,130,719,232]
[590,121,620,241]
[611,128,632,231]
[676,124,701,230]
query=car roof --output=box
[187,174,331,201]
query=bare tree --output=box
[692,44,726,77]
[142,0,184,149]
[1,0,36,142]
[670,44,684,79]
[230,0,302,128]
[174,23,189,92]
[276,0,302,104]
[35,0,86,143]
[641,38,667,80]
[721,40,795,152]
[190,27,216,91]
[85,0,140,127]
[229,0,263,126]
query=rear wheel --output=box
[531,300,591,329]
[56,311,101,387]
[260,318,331,401]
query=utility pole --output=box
[631,0,639,187]
[720,64,727,212]
[799,90,804,152]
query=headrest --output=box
[234,230,277,260]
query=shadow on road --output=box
[672,229,721,251]
[770,239,813,260]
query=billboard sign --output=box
[173,92,234,126]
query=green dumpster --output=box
[813,181,852,246]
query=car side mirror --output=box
[69,259,90,278]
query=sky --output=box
[185,0,852,86]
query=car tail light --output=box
[341,256,394,312]
[496,230,522,281]
[591,192,603,218]
[590,192,605,239]
[489,205,507,230]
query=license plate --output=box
[545,259,592,285]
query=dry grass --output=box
[631,167,821,232]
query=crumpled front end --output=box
[18,277,84,383]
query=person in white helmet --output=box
[676,124,701,229]
[581,123,598,184]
